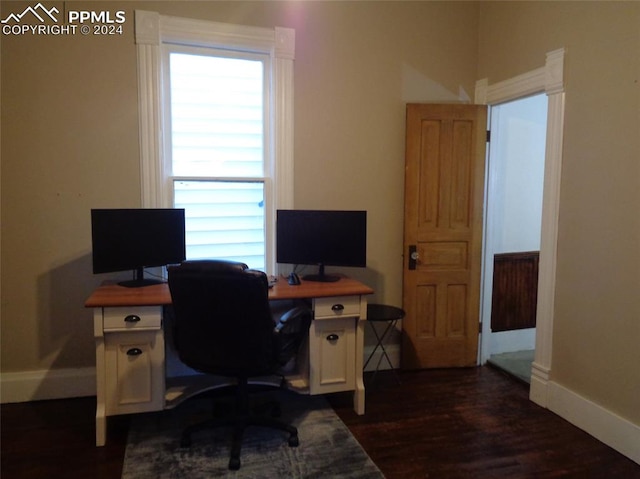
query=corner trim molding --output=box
[134,10,159,45]
[0,368,96,404]
[275,27,295,60]
[545,48,565,95]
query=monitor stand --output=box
[303,263,341,283]
[118,267,165,288]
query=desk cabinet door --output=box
[105,331,165,415]
[309,318,356,394]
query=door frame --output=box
[475,48,565,408]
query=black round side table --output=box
[364,303,405,385]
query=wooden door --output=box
[402,104,487,369]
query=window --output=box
[166,49,268,269]
[135,11,295,272]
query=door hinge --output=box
[479,322,483,333]
[486,130,491,142]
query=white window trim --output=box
[134,10,294,272]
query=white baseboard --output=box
[0,367,96,404]
[547,381,640,465]
[0,345,398,404]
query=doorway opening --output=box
[480,93,548,383]
[475,48,564,405]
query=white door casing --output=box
[475,48,565,408]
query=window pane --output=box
[169,53,264,177]
[174,180,265,270]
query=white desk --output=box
[85,275,373,446]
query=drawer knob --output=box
[124,315,141,323]
[326,334,339,342]
[331,304,344,312]
[126,348,143,356]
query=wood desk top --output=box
[85,281,172,308]
[85,275,373,308]
[269,275,373,301]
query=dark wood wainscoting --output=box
[491,251,539,332]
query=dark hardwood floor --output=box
[328,367,640,478]
[2,366,639,478]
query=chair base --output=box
[179,378,299,470]
[180,415,299,470]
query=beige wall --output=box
[1,2,478,371]
[2,1,141,374]
[3,0,638,431]
[478,1,640,424]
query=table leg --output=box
[94,310,107,446]
[354,317,366,415]
[96,404,106,446]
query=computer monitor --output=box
[91,208,186,288]
[276,209,367,282]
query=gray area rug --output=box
[122,390,384,478]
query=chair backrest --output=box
[167,260,277,378]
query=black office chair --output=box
[167,260,311,470]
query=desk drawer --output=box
[314,296,361,319]
[309,317,356,394]
[103,306,162,331]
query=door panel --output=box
[402,104,487,369]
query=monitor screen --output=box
[91,208,186,287]
[276,209,367,282]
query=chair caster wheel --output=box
[288,434,299,447]
[229,457,241,470]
